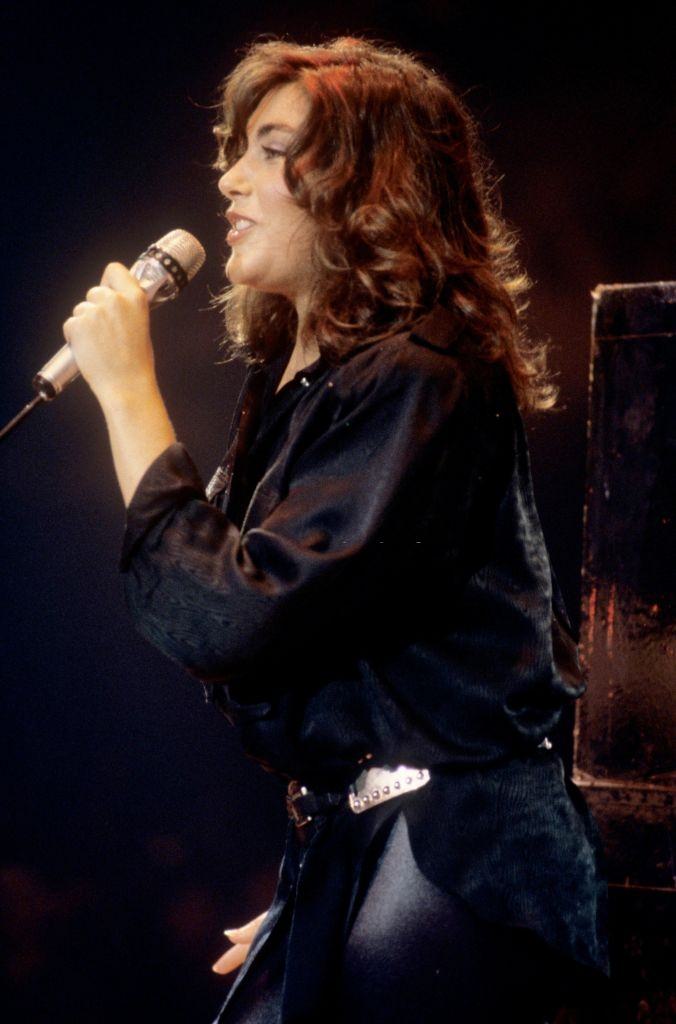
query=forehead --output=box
[246,82,311,136]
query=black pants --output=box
[216,808,595,1024]
[336,810,572,1023]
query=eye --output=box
[262,146,285,160]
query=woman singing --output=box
[63,36,609,1024]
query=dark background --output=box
[1,2,673,1020]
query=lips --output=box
[226,210,256,245]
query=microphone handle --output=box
[32,258,169,401]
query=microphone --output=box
[32,229,206,401]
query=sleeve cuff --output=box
[119,442,207,572]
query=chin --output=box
[226,260,266,291]
[225,258,245,286]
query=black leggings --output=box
[216,811,595,1024]
[336,811,569,1023]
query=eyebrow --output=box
[252,122,296,139]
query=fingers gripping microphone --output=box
[0,229,206,441]
[32,229,206,400]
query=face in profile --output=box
[218,82,317,311]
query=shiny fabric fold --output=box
[215,761,607,1023]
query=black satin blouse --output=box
[119,303,609,982]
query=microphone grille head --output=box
[155,229,206,282]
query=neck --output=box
[287,336,320,373]
[292,294,319,364]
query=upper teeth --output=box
[235,219,251,230]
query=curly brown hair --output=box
[212,36,556,411]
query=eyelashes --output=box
[215,143,287,176]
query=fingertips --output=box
[224,911,267,943]
[212,943,248,975]
[224,922,257,943]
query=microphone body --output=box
[33,229,205,400]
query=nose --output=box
[218,156,251,199]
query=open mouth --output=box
[227,217,256,245]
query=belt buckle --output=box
[348,764,430,815]
[286,780,313,828]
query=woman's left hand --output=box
[212,911,268,975]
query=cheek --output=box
[263,167,302,211]
[269,196,315,249]
[260,167,294,206]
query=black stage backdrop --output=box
[1,2,673,1021]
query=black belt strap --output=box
[286,781,345,827]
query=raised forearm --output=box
[101,384,176,506]
[63,261,177,505]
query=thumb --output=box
[100,261,145,298]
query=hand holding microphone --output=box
[1,229,205,442]
[63,262,157,409]
[38,229,206,401]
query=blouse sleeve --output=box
[119,347,485,684]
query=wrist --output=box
[98,382,177,507]
[97,376,163,417]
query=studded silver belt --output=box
[286,763,430,828]
[348,764,431,814]
[286,738,553,828]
